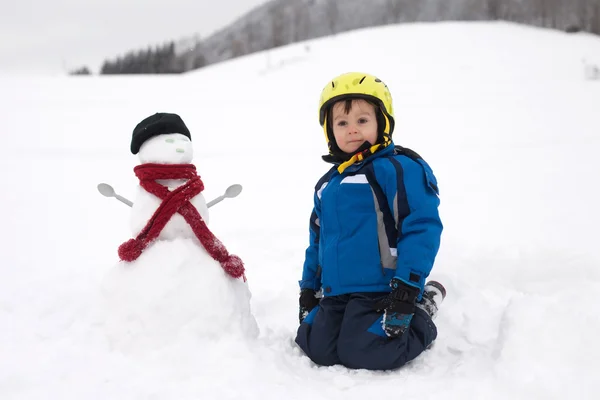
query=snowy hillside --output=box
[1,21,600,399]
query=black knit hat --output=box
[130,112,191,154]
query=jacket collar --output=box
[323,141,395,174]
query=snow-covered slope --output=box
[1,21,599,399]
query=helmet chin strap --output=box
[336,141,385,173]
[325,139,371,163]
[348,140,373,155]
[322,139,391,174]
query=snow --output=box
[1,21,600,399]
[101,239,258,355]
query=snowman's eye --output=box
[179,137,189,142]
[166,138,175,143]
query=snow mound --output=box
[100,238,259,356]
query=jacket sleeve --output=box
[299,191,322,291]
[388,156,443,292]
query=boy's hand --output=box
[374,278,420,338]
[299,288,320,323]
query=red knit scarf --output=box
[118,163,245,280]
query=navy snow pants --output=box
[295,292,437,370]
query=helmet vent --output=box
[359,76,366,84]
[331,82,335,88]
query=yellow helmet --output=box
[318,72,395,149]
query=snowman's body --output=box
[130,133,210,240]
[102,238,259,356]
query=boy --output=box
[295,72,445,371]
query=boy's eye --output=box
[336,121,347,127]
[358,118,369,124]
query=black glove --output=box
[299,288,320,323]
[373,278,420,338]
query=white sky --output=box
[0,0,271,75]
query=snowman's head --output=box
[138,133,194,164]
[130,113,192,160]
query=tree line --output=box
[70,0,600,75]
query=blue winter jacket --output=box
[299,143,442,297]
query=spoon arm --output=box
[114,193,134,207]
[206,195,225,208]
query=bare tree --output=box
[575,0,589,31]
[593,0,600,34]
[386,0,404,23]
[535,0,547,26]
[228,32,246,58]
[435,0,451,20]
[190,39,207,70]
[325,0,339,34]
[487,0,501,19]
[269,4,288,47]
[241,21,258,54]
[292,1,310,41]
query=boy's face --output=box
[331,99,378,154]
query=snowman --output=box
[100,112,258,356]
[128,115,210,242]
